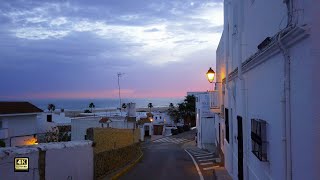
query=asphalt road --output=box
[121,130,216,180]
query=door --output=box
[237,116,244,180]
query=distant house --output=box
[0,102,43,147]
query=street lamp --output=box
[206,67,215,83]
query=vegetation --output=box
[167,103,180,123]
[47,103,56,112]
[84,109,91,113]
[89,102,95,113]
[0,140,5,147]
[167,95,196,126]
[122,103,127,110]
[45,127,59,143]
[148,103,153,112]
[44,126,71,142]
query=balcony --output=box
[209,91,221,114]
[0,128,9,139]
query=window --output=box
[251,119,268,161]
[47,114,52,122]
[0,121,2,128]
[155,117,158,120]
[225,108,229,143]
[160,116,162,119]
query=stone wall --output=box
[88,128,140,154]
[94,143,141,180]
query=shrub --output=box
[0,140,5,147]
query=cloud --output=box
[0,0,223,99]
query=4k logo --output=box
[14,157,29,172]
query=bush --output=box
[0,140,5,147]
[171,129,179,135]
[183,125,190,131]
[177,126,184,133]
[84,109,92,113]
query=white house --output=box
[213,0,320,180]
[37,110,71,133]
[195,92,216,149]
[0,102,43,147]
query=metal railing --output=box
[208,91,221,113]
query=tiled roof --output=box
[99,117,110,123]
[0,102,43,115]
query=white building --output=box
[0,102,43,147]
[213,1,320,180]
[72,116,136,141]
[195,92,216,149]
[37,110,71,133]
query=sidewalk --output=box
[185,142,232,180]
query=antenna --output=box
[117,72,125,115]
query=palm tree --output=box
[122,103,127,110]
[48,104,56,113]
[89,102,95,113]
[148,103,153,113]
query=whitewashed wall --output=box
[217,0,320,179]
[71,117,100,141]
[196,92,216,149]
[0,141,93,180]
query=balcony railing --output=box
[209,91,221,114]
[0,128,9,139]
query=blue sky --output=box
[0,0,223,99]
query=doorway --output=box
[237,116,244,180]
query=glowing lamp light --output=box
[206,67,215,83]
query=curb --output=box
[110,149,144,180]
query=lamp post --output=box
[206,67,215,91]
[206,67,215,83]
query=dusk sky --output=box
[0,0,223,99]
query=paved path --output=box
[121,130,219,180]
[185,148,221,180]
[152,137,192,144]
[121,140,200,180]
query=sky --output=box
[0,0,223,99]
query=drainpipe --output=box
[238,0,249,179]
[224,0,233,176]
[278,32,292,180]
[279,0,294,179]
[226,1,235,177]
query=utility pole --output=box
[117,72,124,115]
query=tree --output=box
[89,102,95,113]
[168,103,179,123]
[48,104,55,113]
[122,103,127,110]
[148,103,153,113]
[178,95,196,126]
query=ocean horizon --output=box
[17,97,185,111]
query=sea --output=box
[28,97,184,111]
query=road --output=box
[121,129,217,180]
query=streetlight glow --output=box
[206,67,215,83]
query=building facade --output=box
[0,102,43,147]
[195,92,216,149]
[213,0,320,179]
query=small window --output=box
[155,117,158,120]
[47,115,52,122]
[0,121,2,128]
[251,119,268,161]
[160,116,162,119]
